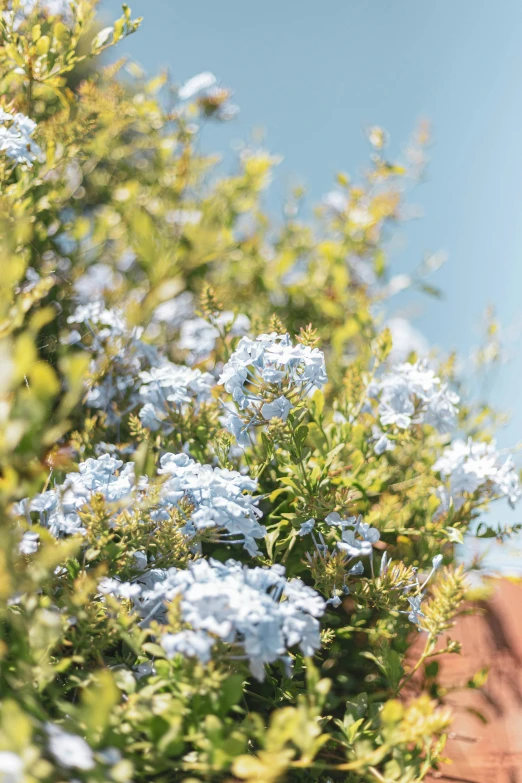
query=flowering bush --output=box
[0,3,520,782]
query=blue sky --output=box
[102,0,522,567]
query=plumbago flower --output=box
[18,0,71,17]
[20,452,265,555]
[0,752,24,783]
[22,454,136,537]
[336,518,380,558]
[68,302,159,421]
[179,311,250,365]
[177,71,239,121]
[46,724,94,771]
[100,557,325,681]
[298,512,381,599]
[372,425,396,455]
[396,554,444,628]
[369,359,459,434]
[0,109,42,167]
[154,453,266,555]
[324,512,380,556]
[433,438,521,514]
[219,332,328,446]
[138,361,214,432]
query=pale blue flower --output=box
[298,518,315,536]
[433,438,521,513]
[47,724,95,771]
[326,595,342,608]
[0,111,42,167]
[178,71,216,100]
[407,596,425,627]
[0,752,23,783]
[116,558,327,681]
[219,332,327,445]
[161,630,214,663]
[260,395,293,422]
[373,360,459,434]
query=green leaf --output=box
[80,670,119,737]
[445,526,464,544]
[219,674,245,713]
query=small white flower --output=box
[0,752,24,783]
[325,512,357,529]
[219,332,327,444]
[133,661,156,679]
[337,530,373,557]
[433,438,521,513]
[0,111,42,167]
[47,724,95,770]
[372,360,459,434]
[133,550,148,570]
[178,71,217,100]
[19,530,39,554]
[161,629,214,663]
[373,427,395,455]
[336,517,379,557]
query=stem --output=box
[26,58,34,115]
[290,428,314,497]
[369,766,387,782]
[397,634,434,694]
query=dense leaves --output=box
[0,3,519,782]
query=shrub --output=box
[0,3,518,782]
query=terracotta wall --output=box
[411,580,522,783]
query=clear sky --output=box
[101,0,522,567]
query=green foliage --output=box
[0,3,515,782]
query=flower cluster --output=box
[391,554,443,627]
[297,513,381,603]
[20,452,264,555]
[155,453,265,555]
[102,557,325,680]
[297,513,443,627]
[179,311,250,365]
[68,302,158,421]
[0,109,42,167]
[19,0,71,17]
[138,361,214,432]
[46,724,95,771]
[219,332,328,446]
[22,455,135,537]
[327,513,381,558]
[370,360,459,434]
[433,438,522,513]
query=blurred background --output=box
[101,0,522,574]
